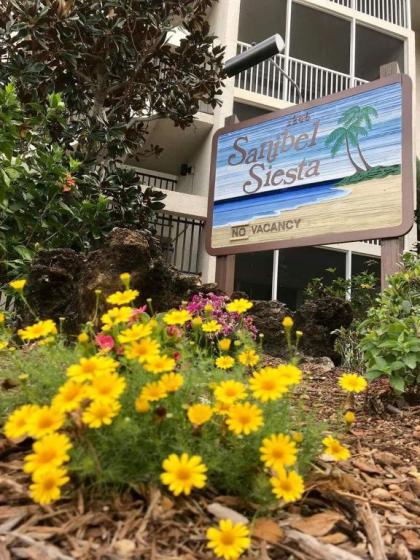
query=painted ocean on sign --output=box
[213,82,402,228]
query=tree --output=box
[338,105,378,170]
[325,125,365,173]
[0,0,225,279]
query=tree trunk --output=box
[356,143,372,170]
[345,136,364,173]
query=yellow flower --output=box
[207,519,250,560]
[202,320,222,334]
[260,434,297,469]
[339,373,367,393]
[292,431,304,443]
[215,355,235,370]
[144,354,176,374]
[23,433,72,474]
[226,402,263,436]
[119,272,131,287]
[296,330,303,338]
[275,364,302,386]
[140,381,168,402]
[187,403,213,426]
[270,468,304,503]
[191,317,203,329]
[160,372,184,393]
[118,322,153,344]
[27,406,65,439]
[67,355,119,382]
[238,349,259,367]
[213,401,232,416]
[344,410,356,425]
[249,367,289,402]
[0,341,8,351]
[124,337,160,363]
[82,399,121,428]
[160,453,207,496]
[29,467,69,505]
[18,319,57,341]
[163,309,192,326]
[213,380,247,404]
[204,303,214,313]
[282,316,294,329]
[135,396,150,413]
[0,312,4,324]
[52,380,87,412]
[226,299,253,314]
[77,332,89,344]
[9,279,27,292]
[323,435,351,461]
[218,338,231,352]
[4,404,39,440]
[101,306,132,330]
[106,289,139,306]
[86,372,126,402]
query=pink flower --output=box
[166,325,182,339]
[173,351,181,362]
[95,333,115,351]
[129,305,148,323]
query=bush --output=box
[1,278,356,511]
[0,83,165,283]
[358,254,420,393]
[304,267,379,324]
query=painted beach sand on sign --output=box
[211,82,403,250]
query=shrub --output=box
[358,254,420,393]
[305,267,379,324]
[1,277,355,511]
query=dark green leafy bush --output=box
[358,254,420,393]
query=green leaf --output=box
[389,374,405,393]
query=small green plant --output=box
[333,327,365,373]
[358,254,420,393]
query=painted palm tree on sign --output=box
[339,105,378,170]
[325,125,365,174]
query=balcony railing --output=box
[235,42,368,105]
[329,0,409,28]
[139,171,177,191]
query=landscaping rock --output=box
[295,295,353,364]
[26,228,201,332]
[248,300,291,358]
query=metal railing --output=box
[235,42,368,104]
[329,0,410,27]
[153,213,204,275]
[139,172,177,191]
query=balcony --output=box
[235,41,368,106]
[329,0,410,28]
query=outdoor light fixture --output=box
[224,34,285,77]
[224,33,303,104]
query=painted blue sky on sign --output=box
[214,82,402,203]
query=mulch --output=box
[0,362,419,560]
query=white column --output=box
[271,250,279,301]
[282,0,293,102]
[349,16,356,87]
[345,250,352,301]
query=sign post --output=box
[379,62,405,289]
[207,75,414,290]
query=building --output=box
[133,0,418,309]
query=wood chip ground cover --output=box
[0,365,419,559]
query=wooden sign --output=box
[206,74,414,256]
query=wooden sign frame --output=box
[206,74,414,257]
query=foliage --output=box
[358,253,420,393]
[337,164,400,186]
[304,267,379,324]
[333,327,365,373]
[0,0,225,279]
[0,279,354,510]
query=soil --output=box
[0,364,419,560]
